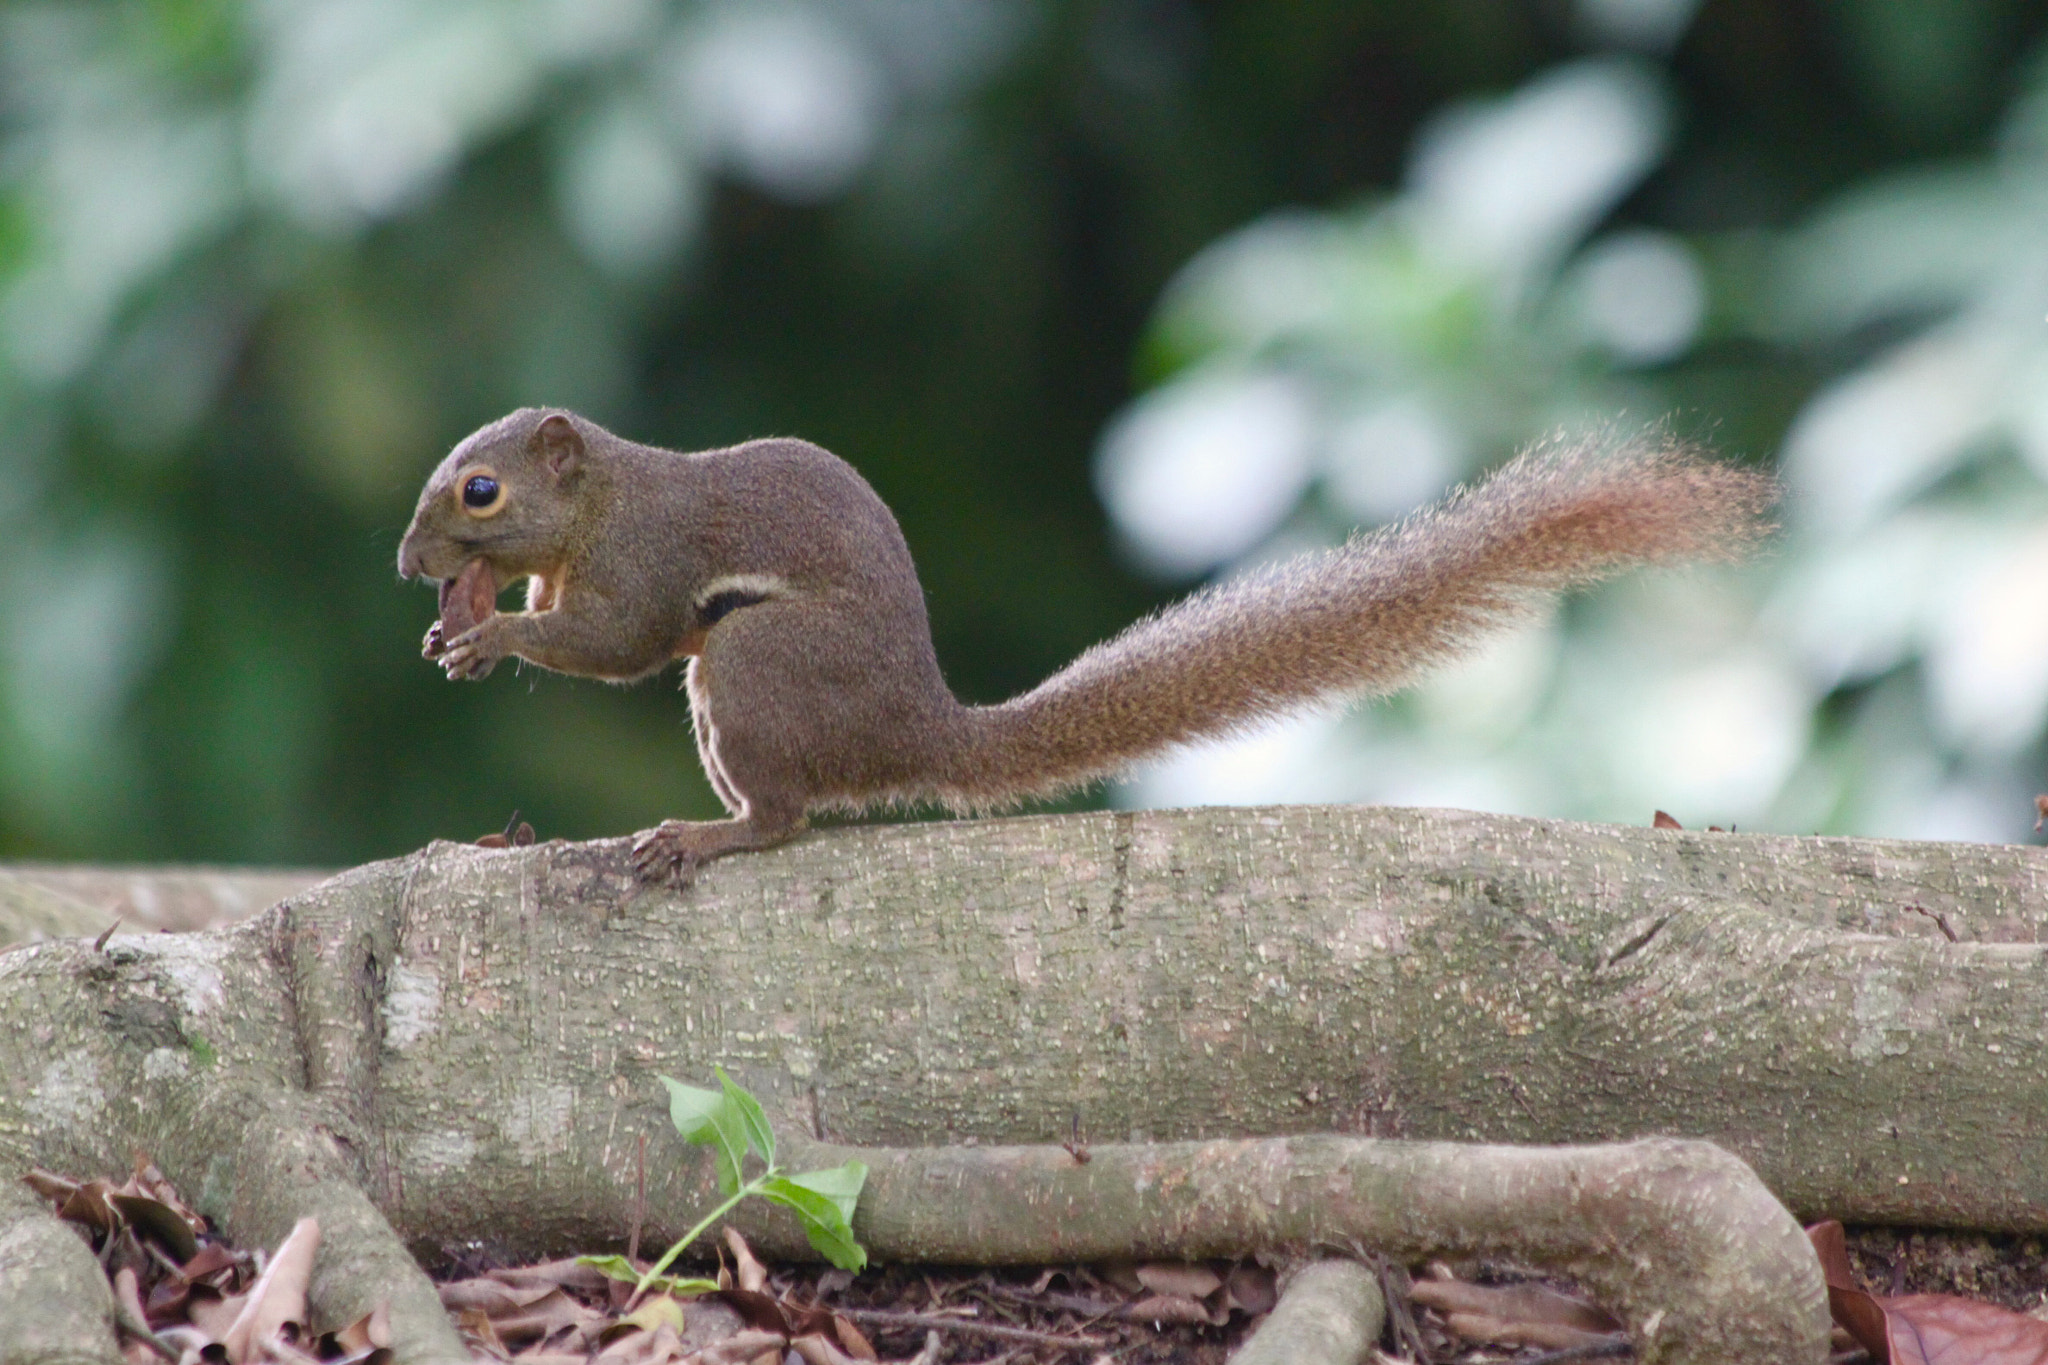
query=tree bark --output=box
[2,805,2042,1358]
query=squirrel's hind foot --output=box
[630,812,807,885]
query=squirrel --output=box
[397,408,1774,883]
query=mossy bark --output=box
[2,805,2043,1361]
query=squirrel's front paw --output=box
[437,623,503,681]
[630,822,705,887]
[422,621,447,659]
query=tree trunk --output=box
[2,805,2041,1359]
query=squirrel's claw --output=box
[436,623,501,681]
[631,822,701,887]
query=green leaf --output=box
[715,1065,775,1168]
[661,1074,745,1195]
[664,1277,723,1297]
[784,1161,868,1224]
[573,1254,718,1297]
[576,1254,641,1284]
[762,1170,868,1272]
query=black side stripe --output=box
[699,588,769,627]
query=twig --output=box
[1907,903,1958,942]
[627,1131,646,1263]
[834,1306,1109,1351]
[1519,1336,1632,1363]
[978,1281,1124,1321]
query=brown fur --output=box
[398,411,1774,881]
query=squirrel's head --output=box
[397,408,593,582]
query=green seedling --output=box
[583,1066,869,1299]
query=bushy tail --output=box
[937,432,1775,808]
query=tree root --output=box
[0,1180,122,1365]
[1229,1260,1384,1365]
[19,808,2035,1361]
[175,1086,470,1364]
[740,1130,1828,1365]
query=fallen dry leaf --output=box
[1652,810,1683,829]
[1133,1263,1223,1300]
[1222,1264,1278,1316]
[692,1329,789,1364]
[111,1192,201,1264]
[453,1306,509,1358]
[188,1289,251,1339]
[480,1287,604,1349]
[712,1287,793,1337]
[598,1294,687,1345]
[790,1332,870,1365]
[329,1304,390,1354]
[1811,1220,2048,1364]
[1882,1294,2048,1365]
[222,1216,319,1364]
[724,1227,769,1294]
[829,1313,877,1361]
[1123,1294,1223,1327]
[1409,1276,1622,1351]
[490,1259,615,1294]
[594,1319,691,1365]
[441,1278,569,1316]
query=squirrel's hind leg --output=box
[630,808,807,886]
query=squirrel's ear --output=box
[536,413,584,480]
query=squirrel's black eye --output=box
[462,475,500,509]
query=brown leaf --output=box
[181,1242,246,1288]
[110,1265,177,1361]
[111,1193,201,1263]
[1407,1279,1620,1334]
[712,1288,793,1337]
[2034,794,2048,832]
[1440,1311,1621,1351]
[187,1288,249,1339]
[694,1331,792,1365]
[1123,1294,1224,1326]
[724,1226,768,1295]
[440,1278,566,1315]
[454,1307,509,1359]
[482,1288,603,1349]
[790,1333,868,1365]
[1882,1294,2048,1365]
[1810,1220,2048,1363]
[830,1314,877,1361]
[22,1169,82,1204]
[59,1178,122,1234]
[1652,810,1683,829]
[489,1259,615,1294]
[1134,1263,1223,1300]
[1096,1261,1145,1295]
[331,1305,390,1352]
[1223,1264,1278,1317]
[221,1216,318,1364]
[597,1295,687,1347]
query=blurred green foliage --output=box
[3,0,2046,865]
